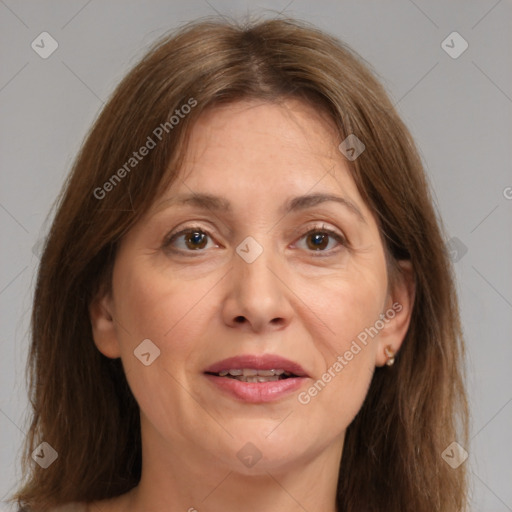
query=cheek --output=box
[304,261,387,355]
[110,256,219,372]
[109,258,220,429]
[295,265,385,427]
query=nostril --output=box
[234,316,245,323]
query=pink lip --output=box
[204,354,309,404]
[204,354,308,376]
[205,374,306,403]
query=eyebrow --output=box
[156,192,366,223]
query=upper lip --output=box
[204,354,309,377]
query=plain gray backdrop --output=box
[1,0,511,509]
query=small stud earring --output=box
[384,345,395,366]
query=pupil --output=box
[187,231,207,249]
[309,233,328,250]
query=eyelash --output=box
[163,224,348,257]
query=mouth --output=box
[205,368,300,383]
[203,354,309,403]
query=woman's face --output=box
[91,98,412,475]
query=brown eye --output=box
[296,226,346,254]
[306,232,330,251]
[183,230,208,250]
[165,228,215,252]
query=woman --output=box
[11,16,469,512]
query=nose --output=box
[221,242,294,333]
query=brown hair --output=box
[12,16,469,511]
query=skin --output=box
[89,98,414,512]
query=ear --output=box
[375,260,415,367]
[89,289,121,359]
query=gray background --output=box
[0,0,511,509]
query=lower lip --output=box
[204,374,306,403]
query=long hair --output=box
[12,16,469,511]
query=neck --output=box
[123,416,343,512]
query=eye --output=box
[295,224,346,254]
[164,227,217,252]
[163,224,347,255]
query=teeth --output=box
[223,369,288,377]
[257,376,279,382]
[234,375,280,383]
[256,369,276,377]
[214,369,292,381]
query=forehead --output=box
[166,99,365,210]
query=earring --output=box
[384,345,395,366]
